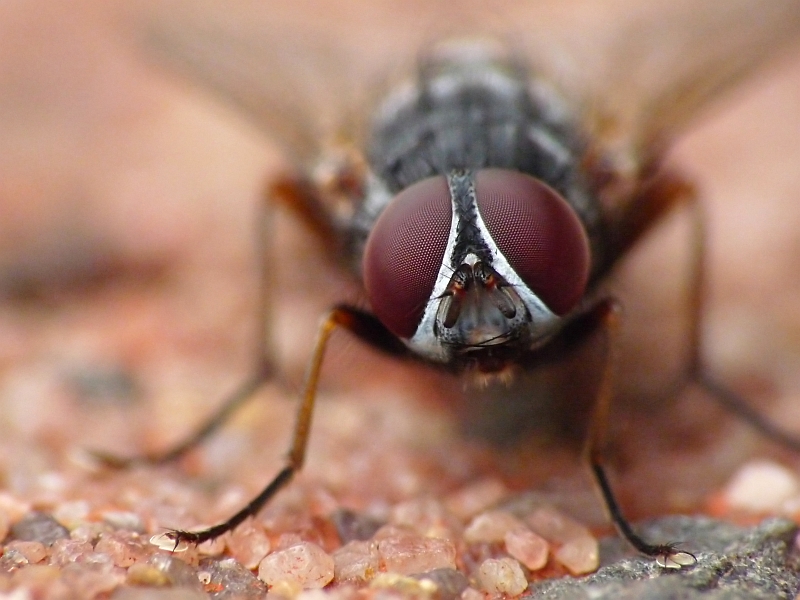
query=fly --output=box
[97,0,800,569]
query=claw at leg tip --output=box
[656,550,697,569]
[150,532,189,553]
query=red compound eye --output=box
[363,176,452,338]
[475,169,590,315]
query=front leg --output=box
[161,304,408,545]
[525,297,697,567]
[578,298,695,567]
[89,173,344,468]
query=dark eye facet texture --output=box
[476,169,590,315]
[363,176,452,338]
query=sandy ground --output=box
[0,1,799,597]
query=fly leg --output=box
[590,168,799,565]
[565,298,696,568]
[539,169,698,565]
[163,304,409,545]
[682,190,800,450]
[89,372,274,468]
[90,175,332,468]
[600,173,800,568]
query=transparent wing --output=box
[503,0,800,167]
[122,0,800,170]
[120,0,488,166]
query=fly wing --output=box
[120,0,487,168]
[504,0,800,171]
[120,0,372,166]
[123,0,800,172]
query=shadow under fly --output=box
[96,0,800,569]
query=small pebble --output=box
[146,554,204,590]
[81,551,117,570]
[330,508,382,543]
[525,506,591,544]
[377,533,457,575]
[48,539,93,567]
[390,498,460,539]
[724,460,800,512]
[102,510,145,532]
[445,479,508,520]
[53,500,90,529]
[274,533,305,552]
[460,587,484,600]
[504,527,549,571]
[412,567,469,600]
[197,532,227,557]
[126,563,172,587]
[10,512,69,546]
[56,562,123,598]
[369,572,438,596]
[95,531,151,568]
[227,521,272,569]
[0,493,31,523]
[70,522,108,545]
[268,579,303,598]
[475,557,528,595]
[554,534,599,575]
[9,564,60,588]
[332,540,379,582]
[258,541,335,589]
[0,547,29,571]
[199,556,267,599]
[4,540,47,564]
[464,510,524,544]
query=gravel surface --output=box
[1,1,800,598]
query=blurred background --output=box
[0,0,799,533]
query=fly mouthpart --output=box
[442,329,518,350]
[435,261,528,348]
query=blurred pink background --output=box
[0,0,799,540]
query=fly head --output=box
[363,168,591,374]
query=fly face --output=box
[118,0,800,564]
[357,44,593,373]
[362,167,590,373]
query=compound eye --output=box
[475,169,590,315]
[363,176,452,338]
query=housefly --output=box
[101,0,800,567]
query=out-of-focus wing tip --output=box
[120,0,358,166]
[119,0,800,172]
[572,0,800,164]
